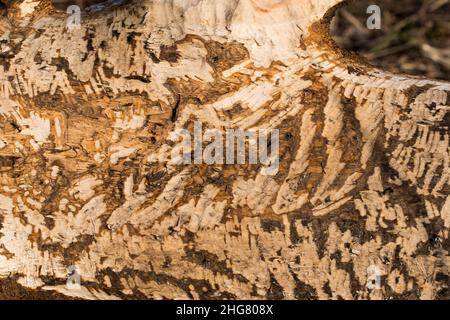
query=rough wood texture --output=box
[0,0,449,300]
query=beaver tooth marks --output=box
[0,0,448,299]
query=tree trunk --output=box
[0,0,449,300]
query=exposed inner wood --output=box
[0,0,448,300]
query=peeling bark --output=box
[0,0,449,300]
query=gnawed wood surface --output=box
[0,0,449,299]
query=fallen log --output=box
[0,0,448,300]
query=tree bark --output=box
[0,0,449,299]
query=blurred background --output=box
[331,0,450,81]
